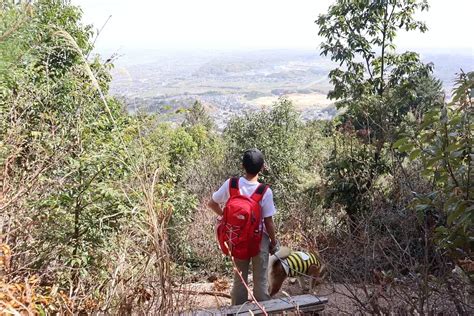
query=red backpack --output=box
[216,177,268,260]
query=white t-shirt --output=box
[212,177,277,218]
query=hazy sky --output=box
[73,0,473,53]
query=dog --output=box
[268,247,325,296]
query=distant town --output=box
[109,49,474,128]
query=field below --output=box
[251,92,333,111]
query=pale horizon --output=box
[73,0,474,55]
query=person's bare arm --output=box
[264,216,278,252]
[208,199,223,216]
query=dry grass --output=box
[0,245,73,315]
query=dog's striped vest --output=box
[286,251,319,277]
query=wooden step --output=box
[193,294,328,315]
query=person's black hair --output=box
[242,148,264,175]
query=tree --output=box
[182,100,214,131]
[315,0,443,224]
[317,0,429,99]
[316,0,435,143]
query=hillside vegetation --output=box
[0,0,472,314]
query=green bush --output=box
[395,71,473,265]
[322,123,389,226]
[224,99,307,215]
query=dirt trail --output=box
[177,277,357,314]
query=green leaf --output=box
[421,168,433,177]
[424,110,438,121]
[446,142,462,152]
[415,204,431,212]
[426,157,442,168]
[409,149,422,160]
[399,143,415,153]
[450,150,465,158]
[447,202,466,225]
[393,137,408,149]
[435,226,448,235]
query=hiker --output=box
[208,148,279,305]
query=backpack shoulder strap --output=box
[250,183,268,203]
[229,177,240,197]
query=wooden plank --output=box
[192,294,328,315]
